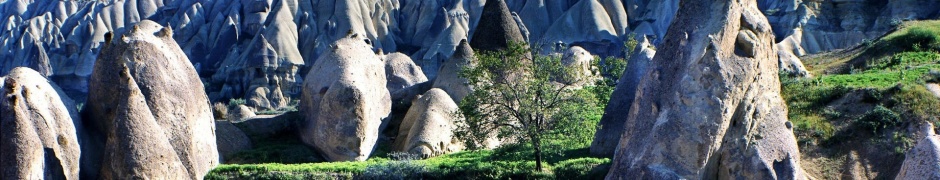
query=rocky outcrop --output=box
[470,0,525,52]
[590,37,655,157]
[300,34,391,162]
[433,40,475,104]
[85,20,218,179]
[215,121,253,162]
[392,88,464,158]
[896,124,940,180]
[210,0,303,111]
[383,52,428,93]
[605,0,806,179]
[0,67,81,180]
[557,46,595,86]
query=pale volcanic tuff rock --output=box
[432,39,475,104]
[589,36,655,157]
[605,0,806,179]
[300,34,391,162]
[895,123,940,180]
[393,88,464,158]
[0,67,82,180]
[383,52,428,93]
[469,0,525,52]
[85,20,218,179]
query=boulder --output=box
[300,34,391,162]
[590,37,656,157]
[227,104,257,121]
[85,20,218,179]
[0,67,81,180]
[432,39,475,104]
[469,0,526,52]
[896,124,940,180]
[383,52,428,93]
[605,0,806,179]
[392,88,464,158]
[215,121,253,162]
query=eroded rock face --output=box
[605,0,806,179]
[300,34,391,162]
[383,52,428,93]
[557,46,595,86]
[590,37,656,157]
[85,20,218,179]
[0,67,81,180]
[392,88,463,158]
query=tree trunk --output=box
[534,137,543,171]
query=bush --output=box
[891,27,940,51]
[856,105,902,134]
[229,98,247,107]
[553,158,610,180]
[213,102,228,120]
[361,160,428,180]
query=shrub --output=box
[228,98,247,107]
[553,158,610,180]
[361,160,428,180]
[213,102,228,120]
[891,27,940,51]
[856,105,902,134]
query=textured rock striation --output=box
[85,20,218,179]
[605,0,807,179]
[589,36,655,157]
[896,125,940,180]
[0,67,82,180]
[300,34,391,162]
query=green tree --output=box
[454,42,587,171]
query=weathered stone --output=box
[469,0,525,52]
[605,0,806,179]
[86,20,218,179]
[0,67,81,180]
[393,88,464,158]
[590,37,656,157]
[300,34,391,162]
[432,39,475,104]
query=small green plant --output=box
[891,27,940,51]
[361,155,428,180]
[856,105,902,134]
[228,98,247,107]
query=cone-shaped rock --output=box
[85,20,219,179]
[433,39,475,104]
[590,37,655,156]
[392,88,464,158]
[896,126,940,180]
[0,67,81,180]
[605,0,806,179]
[469,0,526,52]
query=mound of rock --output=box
[557,46,595,86]
[392,88,464,158]
[433,39,475,104]
[0,67,81,180]
[605,0,806,179]
[300,34,391,162]
[590,37,656,157]
[384,52,428,93]
[215,121,253,162]
[85,20,218,179]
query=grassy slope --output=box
[785,21,940,179]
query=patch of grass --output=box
[226,134,322,164]
[891,84,940,124]
[553,157,610,179]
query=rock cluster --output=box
[603,0,807,179]
[84,20,218,179]
[392,88,464,158]
[0,67,82,180]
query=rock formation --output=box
[0,67,81,180]
[433,39,475,104]
[393,88,464,158]
[215,121,253,162]
[300,34,391,162]
[469,0,526,52]
[557,46,595,86]
[383,52,428,93]
[896,124,940,180]
[590,37,656,157]
[85,20,218,179]
[605,0,806,179]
